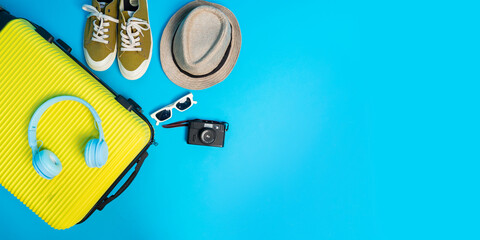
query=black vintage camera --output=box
[187,120,228,147]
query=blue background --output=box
[1,0,479,239]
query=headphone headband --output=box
[28,96,104,150]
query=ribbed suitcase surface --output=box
[0,19,151,229]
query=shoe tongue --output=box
[121,11,133,21]
[95,1,107,13]
[127,11,135,17]
[98,2,106,10]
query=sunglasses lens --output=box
[176,97,192,111]
[155,109,172,121]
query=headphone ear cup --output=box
[33,150,62,180]
[85,139,98,168]
[95,140,108,167]
[85,139,108,168]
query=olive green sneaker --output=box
[118,0,152,80]
[83,0,119,71]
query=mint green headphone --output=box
[28,96,108,180]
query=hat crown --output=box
[173,6,231,76]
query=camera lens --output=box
[200,128,216,144]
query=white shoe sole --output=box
[84,45,117,72]
[118,34,153,80]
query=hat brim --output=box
[160,0,241,90]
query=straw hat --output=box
[160,0,241,90]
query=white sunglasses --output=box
[150,93,197,125]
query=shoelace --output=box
[82,4,119,44]
[120,17,150,52]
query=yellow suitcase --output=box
[0,8,154,229]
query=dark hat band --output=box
[171,24,232,78]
